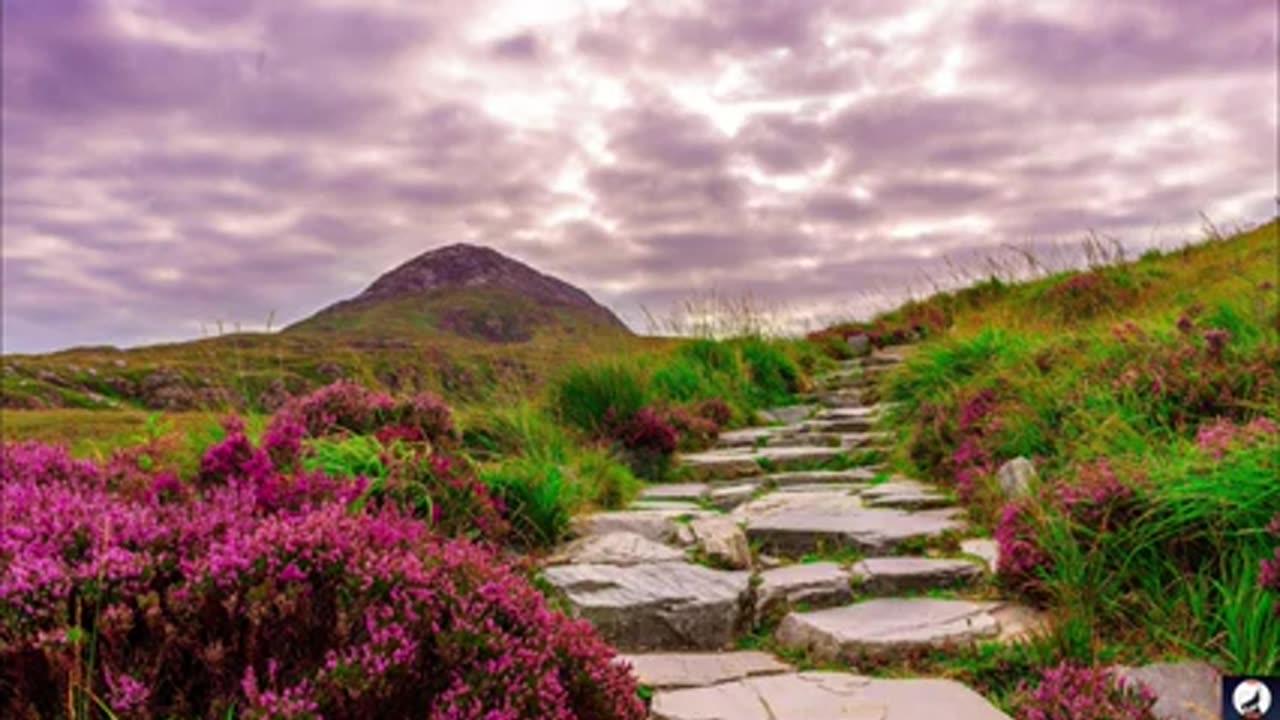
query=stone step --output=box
[542,561,751,651]
[755,404,818,426]
[851,557,983,595]
[571,508,716,543]
[640,483,711,503]
[775,598,1001,661]
[681,445,847,482]
[838,432,894,451]
[860,479,954,510]
[734,490,964,557]
[715,427,776,448]
[618,651,792,691]
[550,531,687,566]
[763,468,883,487]
[801,416,876,433]
[650,672,1011,720]
[961,538,999,572]
[754,561,853,625]
[705,481,760,511]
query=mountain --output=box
[288,244,630,342]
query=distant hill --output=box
[1,244,647,412]
[288,244,629,342]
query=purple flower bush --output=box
[996,459,1145,600]
[1195,416,1277,460]
[1,434,643,718]
[1011,663,1157,720]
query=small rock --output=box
[755,562,853,625]
[1113,661,1221,720]
[758,554,784,569]
[997,457,1037,499]
[641,483,710,502]
[618,651,791,690]
[691,517,752,570]
[549,532,686,566]
[961,539,999,571]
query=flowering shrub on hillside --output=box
[605,406,679,480]
[664,406,721,452]
[0,439,643,720]
[1012,663,1156,720]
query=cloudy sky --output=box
[3,0,1276,352]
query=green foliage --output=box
[302,435,388,479]
[738,338,801,406]
[481,458,576,547]
[550,361,650,434]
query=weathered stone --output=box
[1114,661,1221,720]
[755,404,818,426]
[765,468,880,488]
[961,539,999,571]
[542,562,751,651]
[650,672,1012,720]
[618,651,791,690]
[738,491,965,556]
[997,457,1037,499]
[690,516,752,570]
[776,599,1001,660]
[641,483,710,502]
[861,479,953,510]
[990,602,1049,642]
[707,482,759,511]
[804,415,876,433]
[755,562,853,624]
[774,482,864,494]
[717,428,777,448]
[629,499,705,512]
[549,532,686,566]
[682,446,845,481]
[851,557,982,595]
[571,508,714,543]
[839,432,895,451]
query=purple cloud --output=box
[2,0,1274,352]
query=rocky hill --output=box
[289,244,628,341]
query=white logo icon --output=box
[1233,679,1273,716]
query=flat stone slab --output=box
[550,531,686,566]
[618,651,791,690]
[707,482,759,510]
[851,557,982,595]
[839,432,894,451]
[1114,661,1221,720]
[641,483,711,502]
[717,428,778,448]
[961,539,999,571]
[861,480,953,510]
[756,404,818,426]
[774,482,865,494]
[737,491,964,556]
[650,672,1012,720]
[755,562,853,624]
[571,508,715,544]
[776,599,1001,660]
[765,468,881,487]
[629,499,705,512]
[542,562,751,651]
[682,446,845,481]
[804,416,877,433]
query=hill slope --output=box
[289,244,628,340]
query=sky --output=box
[2,0,1276,352]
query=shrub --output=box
[0,441,644,720]
[1011,663,1156,720]
[480,458,577,547]
[551,362,649,436]
[663,406,720,452]
[738,338,800,405]
[1263,514,1280,616]
[606,406,678,481]
[696,398,734,428]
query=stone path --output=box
[542,347,1035,717]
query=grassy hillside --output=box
[1,288,653,415]
[819,219,1279,682]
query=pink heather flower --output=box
[1013,663,1157,720]
[1202,329,1231,361]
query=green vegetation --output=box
[853,219,1279,676]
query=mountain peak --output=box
[291,243,629,337]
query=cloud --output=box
[2,0,1274,352]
